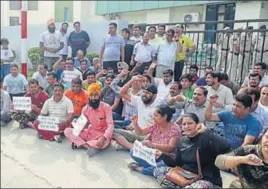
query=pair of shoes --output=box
[111,140,127,151]
[71,142,78,149]
[37,133,43,140]
[54,135,62,143]
[86,148,101,157]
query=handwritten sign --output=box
[72,114,88,136]
[132,140,157,166]
[38,116,60,132]
[13,97,32,111]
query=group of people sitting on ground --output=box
[1,21,268,188]
[1,58,268,188]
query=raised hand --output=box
[242,154,264,166]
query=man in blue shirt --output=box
[205,93,261,149]
[73,50,91,68]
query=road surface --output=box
[1,121,236,188]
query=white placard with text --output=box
[38,116,60,132]
[132,140,157,166]
[13,97,32,111]
[72,114,88,136]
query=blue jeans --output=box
[112,112,123,120]
[130,149,166,176]
[1,64,10,79]
[114,120,131,129]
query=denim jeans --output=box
[114,120,131,129]
[0,64,10,79]
[112,112,123,120]
[130,149,166,176]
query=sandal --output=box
[128,162,142,172]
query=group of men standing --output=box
[216,25,268,84]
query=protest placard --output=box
[132,140,157,166]
[72,114,88,136]
[38,116,60,132]
[13,97,32,111]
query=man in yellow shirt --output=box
[174,24,196,81]
[148,26,163,50]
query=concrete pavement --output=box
[1,121,237,188]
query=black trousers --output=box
[103,61,119,74]
[134,61,152,74]
[174,60,184,81]
[9,93,25,101]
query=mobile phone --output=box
[178,170,195,180]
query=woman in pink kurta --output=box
[64,83,114,157]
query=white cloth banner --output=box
[13,97,32,111]
[72,114,88,136]
[38,116,60,132]
[132,140,157,166]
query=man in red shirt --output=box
[189,64,199,83]
[13,79,49,129]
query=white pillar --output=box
[73,1,82,22]
[1,1,9,27]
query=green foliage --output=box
[28,47,41,70]
[86,52,99,62]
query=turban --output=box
[88,83,101,96]
[47,18,55,26]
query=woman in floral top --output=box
[128,104,182,176]
[215,128,268,188]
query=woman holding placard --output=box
[153,113,230,188]
[128,104,181,176]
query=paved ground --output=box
[1,121,237,188]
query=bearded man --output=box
[111,76,161,151]
[64,83,114,157]
[40,18,64,71]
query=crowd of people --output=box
[1,18,268,188]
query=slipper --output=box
[128,162,142,172]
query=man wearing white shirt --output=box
[1,38,15,79]
[112,77,160,150]
[242,62,268,88]
[40,19,64,71]
[206,72,233,111]
[155,29,180,78]
[240,88,268,135]
[32,64,48,89]
[148,63,173,99]
[59,22,69,61]
[260,85,268,109]
[0,78,12,126]
[60,58,83,89]
[130,25,143,43]
[131,33,156,74]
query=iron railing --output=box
[129,19,268,84]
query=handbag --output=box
[165,149,203,187]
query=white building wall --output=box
[0,1,55,26]
[259,1,268,27]
[74,1,105,23]
[234,1,262,29]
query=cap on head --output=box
[144,84,158,94]
[117,62,129,70]
[47,18,55,26]
[88,83,101,96]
